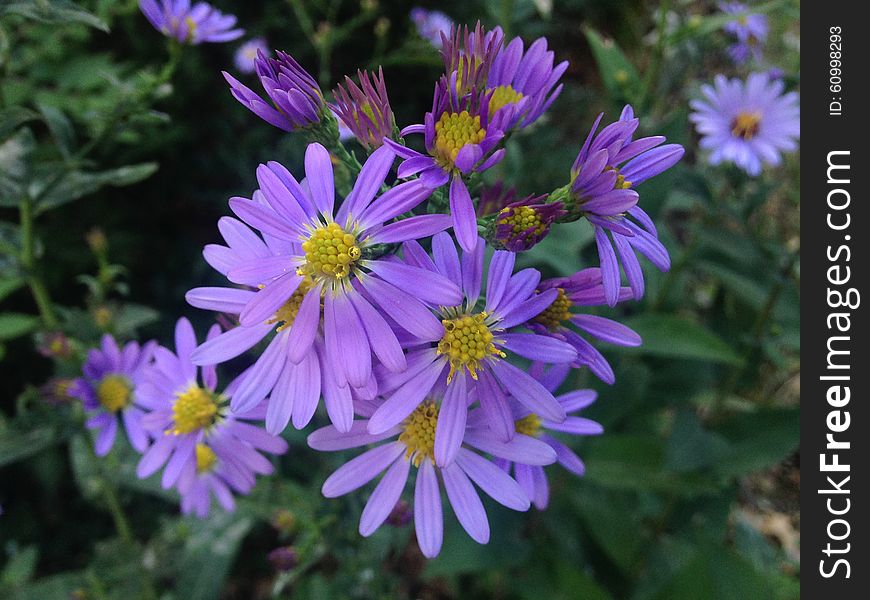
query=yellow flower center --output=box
[514,413,542,437]
[184,16,198,38]
[170,386,219,435]
[499,206,546,239]
[437,312,504,382]
[195,443,218,474]
[731,111,762,140]
[534,288,573,331]
[268,279,315,331]
[96,375,132,413]
[300,222,361,280]
[487,85,524,118]
[433,111,486,171]
[399,401,439,467]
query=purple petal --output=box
[186,287,254,315]
[190,323,272,365]
[321,442,404,497]
[367,356,445,434]
[476,370,515,442]
[367,261,462,306]
[449,177,479,252]
[308,420,401,451]
[304,143,335,216]
[359,457,411,536]
[455,448,530,510]
[490,361,566,423]
[464,430,557,466]
[442,463,490,543]
[414,458,443,558]
[434,372,467,468]
[499,333,577,363]
[347,291,407,373]
[367,214,453,244]
[239,272,303,327]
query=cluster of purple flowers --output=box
[85,7,715,557]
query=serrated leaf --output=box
[619,315,743,365]
[583,27,642,105]
[0,107,39,140]
[0,312,40,341]
[34,162,158,213]
[0,0,109,32]
[36,102,76,158]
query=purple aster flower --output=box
[40,377,77,406]
[489,194,566,252]
[308,384,558,558]
[386,77,510,252]
[526,268,640,384]
[69,335,156,456]
[689,73,800,176]
[410,8,453,49]
[442,22,504,96]
[364,232,577,467]
[330,68,396,150]
[224,50,325,132]
[268,546,299,571]
[493,362,601,510]
[187,143,461,434]
[36,330,72,358]
[234,37,269,74]
[721,2,768,64]
[136,318,287,513]
[565,105,683,305]
[139,0,243,45]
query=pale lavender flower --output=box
[139,0,243,45]
[410,8,453,49]
[721,2,768,64]
[309,383,556,558]
[689,73,800,176]
[187,143,460,434]
[135,318,287,516]
[567,105,683,305]
[364,233,576,467]
[527,268,640,384]
[224,50,325,131]
[234,37,269,74]
[69,335,156,456]
[494,362,602,510]
[385,77,509,252]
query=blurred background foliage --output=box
[0,0,799,598]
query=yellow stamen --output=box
[184,16,197,38]
[487,85,524,117]
[195,443,218,474]
[437,312,504,382]
[170,386,219,435]
[399,401,439,467]
[499,206,546,239]
[300,222,361,281]
[433,111,487,171]
[268,278,315,331]
[515,413,542,437]
[534,288,572,332]
[96,375,132,413]
[731,111,762,140]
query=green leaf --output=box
[651,546,775,600]
[712,408,799,478]
[1,545,38,589]
[175,512,254,600]
[36,102,76,158]
[34,162,158,213]
[0,107,39,140]
[113,303,159,335]
[0,423,58,467]
[583,27,642,105]
[0,1,109,32]
[665,410,731,473]
[619,315,743,365]
[0,277,24,302]
[0,312,40,341]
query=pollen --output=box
[488,85,524,117]
[195,443,218,474]
[437,312,504,382]
[170,386,219,435]
[96,374,132,413]
[268,278,315,331]
[499,206,546,239]
[514,413,542,437]
[534,288,573,331]
[731,111,762,140]
[300,222,361,280]
[184,16,198,38]
[433,111,486,171]
[399,401,439,467]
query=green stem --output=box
[718,247,799,404]
[642,0,672,111]
[650,232,698,312]
[19,198,58,328]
